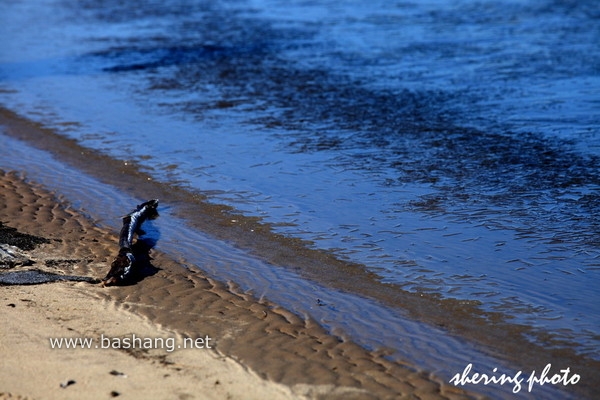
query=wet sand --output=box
[0,172,482,399]
[2,106,598,397]
[2,108,598,399]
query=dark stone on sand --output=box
[0,244,34,268]
[60,379,76,388]
[0,269,100,285]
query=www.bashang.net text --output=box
[49,334,212,353]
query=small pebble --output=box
[60,379,76,388]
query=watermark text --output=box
[49,334,212,353]
[450,363,580,393]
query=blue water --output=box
[1,0,599,375]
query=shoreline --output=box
[0,171,479,399]
[1,107,597,399]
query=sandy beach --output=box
[0,284,300,400]
[0,170,482,399]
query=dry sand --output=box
[0,284,298,400]
[0,169,482,399]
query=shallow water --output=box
[0,126,571,400]
[1,0,599,392]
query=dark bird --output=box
[102,199,159,286]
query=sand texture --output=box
[0,169,482,399]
